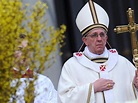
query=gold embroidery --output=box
[99,73,106,103]
[87,83,92,103]
[132,83,137,99]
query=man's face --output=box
[14,40,28,64]
[82,28,108,54]
[13,39,30,77]
[13,39,34,78]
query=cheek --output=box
[87,39,95,46]
[90,40,96,45]
[103,39,107,45]
[15,51,22,58]
[22,40,28,47]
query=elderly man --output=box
[57,0,138,103]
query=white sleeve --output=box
[34,74,57,103]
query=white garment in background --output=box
[10,73,57,103]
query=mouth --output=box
[96,44,103,47]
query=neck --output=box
[12,67,34,78]
[83,47,108,59]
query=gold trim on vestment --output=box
[132,83,137,99]
[83,53,108,63]
[98,73,106,103]
[87,83,92,103]
[91,57,108,63]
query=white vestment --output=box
[10,73,57,103]
[57,48,138,103]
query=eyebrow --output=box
[88,31,106,35]
[19,34,26,39]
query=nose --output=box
[97,35,102,40]
[14,50,22,58]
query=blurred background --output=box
[28,0,138,89]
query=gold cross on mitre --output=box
[114,8,138,69]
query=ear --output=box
[82,37,88,46]
[106,35,108,40]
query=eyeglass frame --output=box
[85,31,107,39]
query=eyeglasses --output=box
[86,32,106,39]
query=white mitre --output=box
[76,0,109,36]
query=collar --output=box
[73,49,118,72]
[13,66,30,75]
[83,46,108,59]
[12,67,33,78]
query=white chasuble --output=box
[76,49,118,103]
[58,49,138,103]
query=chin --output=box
[97,52,103,55]
[96,49,104,54]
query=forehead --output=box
[21,40,28,44]
[88,28,106,34]
[18,40,28,48]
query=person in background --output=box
[10,34,57,103]
[57,0,138,103]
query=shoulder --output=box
[34,73,54,86]
[118,54,133,64]
[108,49,132,62]
[118,54,128,60]
[37,73,49,80]
[63,52,85,67]
[63,56,77,65]
[108,49,118,54]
